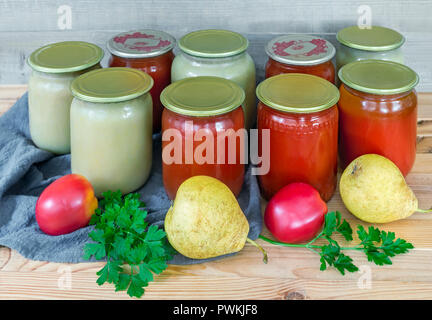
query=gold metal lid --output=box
[28,41,104,73]
[338,59,419,95]
[256,73,339,113]
[179,29,248,58]
[336,26,405,52]
[71,67,154,103]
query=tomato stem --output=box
[246,238,268,264]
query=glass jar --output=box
[70,68,154,197]
[160,76,246,200]
[107,30,175,133]
[338,60,419,176]
[27,41,103,154]
[265,34,336,83]
[171,29,256,129]
[336,26,405,71]
[256,74,340,201]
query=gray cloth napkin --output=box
[0,93,262,264]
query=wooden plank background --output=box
[0,0,432,90]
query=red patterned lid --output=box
[107,29,176,58]
[265,35,335,66]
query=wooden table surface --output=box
[0,86,431,300]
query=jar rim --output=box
[27,41,104,73]
[256,73,339,114]
[336,26,405,52]
[71,67,154,103]
[338,60,419,95]
[107,29,176,59]
[265,34,336,66]
[161,76,245,117]
[179,29,249,58]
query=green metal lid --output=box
[265,34,336,66]
[338,60,419,95]
[179,29,248,58]
[336,26,405,52]
[160,76,245,117]
[71,67,154,103]
[28,41,104,73]
[256,73,339,113]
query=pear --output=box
[339,154,427,223]
[165,175,267,262]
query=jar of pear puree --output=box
[336,26,405,71]
[70,68,154,197]
[27,41,103,154]
[171,29,256,129]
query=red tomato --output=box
[264,182,327,243]
[35,174,98,236]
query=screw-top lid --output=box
[336,26,405,52]
[160,76,245,117]
[27,41,104,73]
[71,67,153,103]
[107,29,176,59]
[178,29,249,58]
[256,73,339,113]
[338,60,419,95]
[265,34,336,66]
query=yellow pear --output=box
[339,154,422,223]
[165,175,266,261]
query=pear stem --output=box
[416,208,432,213]
[246,238,268,264]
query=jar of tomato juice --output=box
[107,29,175,132]
[265,35,336,83]
[257,74,340,201]
[338,60,419,176]
[160,76,246,199]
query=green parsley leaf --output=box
[323,211,338,237]
[115,273,131,292]
[83,191,175,298]
[333,253,358,275]
[83,242,106,261]
[335,212,353,241]
[127,274,146,298]
[260,211,414,276]
[319,243,340,267]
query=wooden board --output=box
[0,87,432,300]
[1,0,432,90]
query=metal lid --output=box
[178,29,248,58]
[338,59,419,95]
[336,26,405,52]
[256,73,339,113]
[160,76,245,117]
[107,29,176,59]
[27,41,103,73]
[265,34,336,66]
[71,67,153,103]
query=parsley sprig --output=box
[259,211,413,275]
[83,191,175,298]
